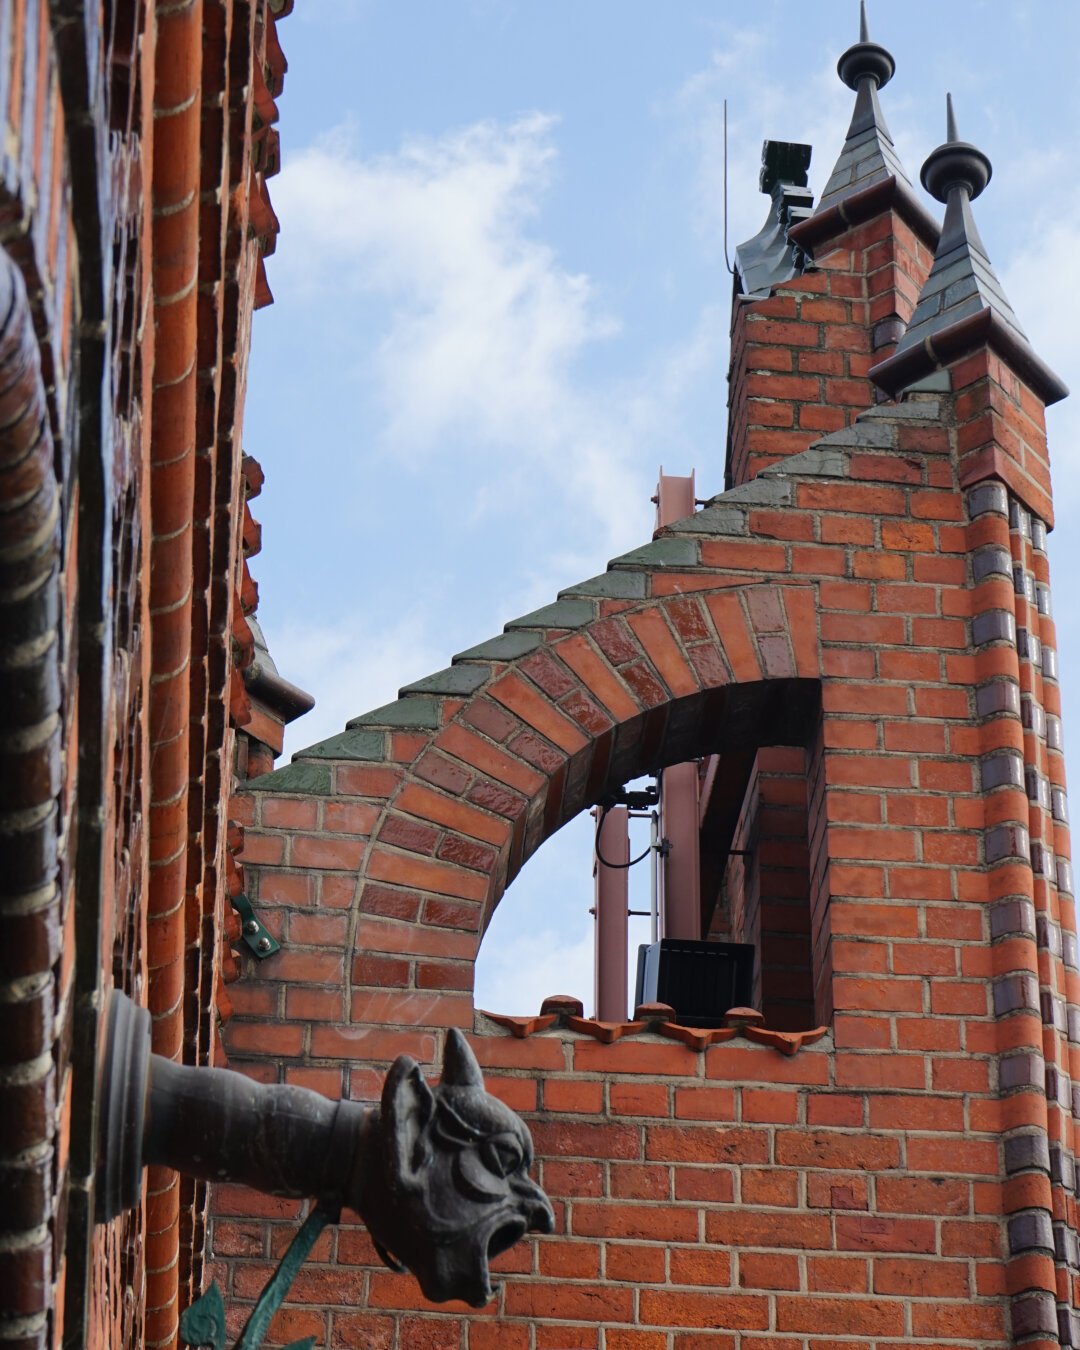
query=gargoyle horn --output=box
[441,1028,484,1089]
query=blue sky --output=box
[245,1,1080,1016]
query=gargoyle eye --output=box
[482,1134,523,1178]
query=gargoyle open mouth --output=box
[360,1029,556,1309]
[487,1217,527,1262]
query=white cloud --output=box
[269,115,727,563]
[268,609,443,760]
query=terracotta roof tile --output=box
[485,994,828,1056]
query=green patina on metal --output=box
[180,1202,338,1350]
[230,892,280,959]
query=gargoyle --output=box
[96,992,554,1320]
[354,1029,554,1306]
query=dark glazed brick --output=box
[1007,1210,1053,1255]
[971,610,1016,646]
[401,664,489,696]
[1021,697,1046,737]
[989,898,1036,941]
[971,547,1012,581]
[985,823,1030,863]
[1049,1144,1074,1188]
[1009,499,1031,536]
[1004,1133,1051,1175]
[999,1053,1044,1092]
[1035,912,1062,956]
[1010,1292,1058,1338]
[975,680,1021,718]
[993,973,1039,1016]
[518,650,577,701]
[415,751,471,795]
[966,482,1008,518]
[590,618,640,667]
[1015,628,1040,663]
[980,752,1023,791]
[462,698,519,743]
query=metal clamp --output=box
[231,891,280,959]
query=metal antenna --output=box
[946,91,958,142]
[860,0,869,42]
[722,99,735,275]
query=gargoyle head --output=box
[354,1029,554,1308]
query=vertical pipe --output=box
[146,1,203,1344]
[649,810,659,943]
[661,762,702,940]
[655,470,702,939]
[593,806,629,1022]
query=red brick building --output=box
[2,5,1077,1350]
[220,20,1077,1350]
[0,2,307,1347]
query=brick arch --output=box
[236,579,825,1050]
[363,584,821,939]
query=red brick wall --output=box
[211,1028,1010,1348]
[215,319,1072,1342]
[719,747,816,1031]
[727,208,936,489]
[0,2,292,1347]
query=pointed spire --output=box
[815,3,911,215]
[920,92,992,206]
[869,96,1067,406]
[893,96,1018,350]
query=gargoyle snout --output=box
[518,1175,555,1234]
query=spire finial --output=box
[837,2,895,91]
[920,93,992,203]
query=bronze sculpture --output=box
[95,991,553,1344]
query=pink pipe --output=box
[594,806,629,1021]
[656,470,702,940]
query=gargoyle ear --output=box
[383,1053,435,1186]
[440,1028,484,1089]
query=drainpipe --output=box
[0,246,61,1350]
[655,471,702,939]
[147,1,204,1344]
[593,805,629,1021]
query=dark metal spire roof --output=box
[892,94,1027,353]
[870,96,1068,405]
[816,1,912,213]
[734,140,814,299]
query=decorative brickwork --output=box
[0,2,299,1346]
[214,44,1077,1327]
[219,337,1067,1342]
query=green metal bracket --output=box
[231,891,280,959]
[180,1201,338,1350]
